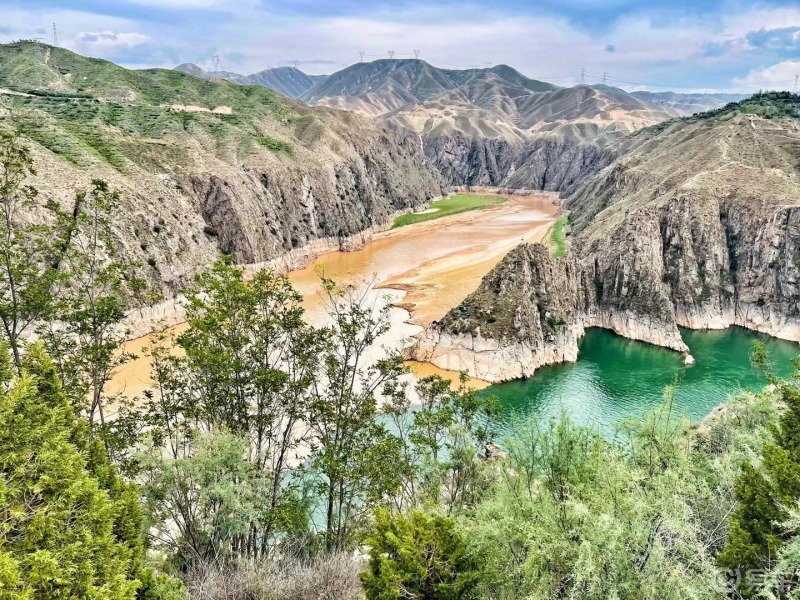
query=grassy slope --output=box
[549,216,568,258]
[0,42,303,172]
[392,194,506,228]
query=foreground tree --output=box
[385,373,500,513]
[0,344,143,599]
[41,179,145,424]
[307,278,408,551]
[717,345,800,583]
[0,129,62,368]
[361,509,477,600]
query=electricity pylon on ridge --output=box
[52,23,59,47]
[388,50,395,59]
[580,67,586,85]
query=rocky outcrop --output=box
[423,134,615,193]
[414,98,800,382]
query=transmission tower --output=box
[212,55,221,72]
[413,49,420,59]
[485,62,492,68]
[580,67,586,85]
[388,50,395,59]
[794,74,799,93]
[359,51,365,62]
[602,72,608,85]
[52,23,59,47]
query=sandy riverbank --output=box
[107,192,558,398]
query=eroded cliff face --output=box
[413,103,800,382]
[423,134,615,193]
[13,105,443,302]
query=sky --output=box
[1,0,799,93]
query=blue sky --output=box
[2,0,799,92]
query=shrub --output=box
[361,509,477,600]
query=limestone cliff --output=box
[413,93,800,382]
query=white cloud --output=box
[77,31,149,49]
[733,60,800,91]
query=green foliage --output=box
[385,373,501,513]
[460,409,726,599]
[127,260,320,563]
[0,344,143,599]
[0,129,63,368]
[307,277,409,551]
[361,509,477,600]
[39,179,146,425]
[717,368,800,577]
[256,135,293,155]
[392,194,506,228]
[549,215,568,258]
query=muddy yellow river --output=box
[108,192,558,398]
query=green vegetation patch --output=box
[256,134,293,155]
[549,215,568,258]
[392,193,506,228]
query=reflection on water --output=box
[486,327,800,437]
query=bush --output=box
[361,509,477,600]
[187,554,363,600]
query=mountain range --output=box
[174,62,326,99]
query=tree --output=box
[0,343,143,599]
[385,373,500,513]
[462,413,724,599]
[41,179,146,424]
[361,509,477,600]
[128,260,324,562]
[0,129,62,368]
[307,278,408,551]
[717,374,800,579]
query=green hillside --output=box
[0,41,300,171]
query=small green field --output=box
[392,193,506,228]
[549,215,568,258]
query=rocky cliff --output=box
[423,133,616,193]
[412,93,800,382]
[0,42,443,301]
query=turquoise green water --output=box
[485,327,800,436]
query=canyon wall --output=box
[412,103,800,382]
[423,133,615,193]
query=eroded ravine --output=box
[107,193,559,398]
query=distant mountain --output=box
[173,63,326,99]
[238,67,326,99]
[301,59,558,115]
[629,91,749,116]
[302,59,676,192]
